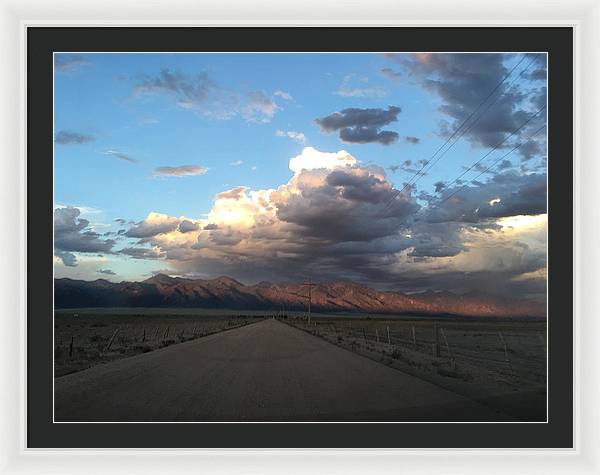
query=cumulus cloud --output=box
[103,149,138,163]
[423,172,547,223]
[55,250,78,267]
[133,69,282,123]
[55,131,95,145]
[54,207,116,266]
[121,247,165,259]
[288,147,357,173]
[276,130,307,144]
[315,106,401,145]
[55,55,91,73]
[110,147,547,300]
[153,165,208,177]
[179,220,199,233]
[125,212,180,238]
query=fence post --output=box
[362,328,367,344]
[142,328,146,343]
[411,326,416,350]
[386,326,391,345]
[69,335,74,358]
[440,328,455,369]
[433,322,440,358]
[375,328,380,343]
[498,332,514,376]
[103,329,119,353]
[163,326,170,341]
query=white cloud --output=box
[288,147,357,174]
[334,74,387,98]
[275,130,307,144]
[230,160,244,166]
[274,90,294,101]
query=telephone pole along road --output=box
[54,319,512,422]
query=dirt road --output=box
[54,319,512,421]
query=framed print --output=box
[1,0,599,472]
[30,25,570,445]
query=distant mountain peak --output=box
[54,275,546,318]
[144,273,185,284]
[211,276,244,287]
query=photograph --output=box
[52,51,548,423]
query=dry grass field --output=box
[286,315,547,420]
[54,310,263,377]
[54,308,546,420]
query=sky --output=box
[53,52,548,301]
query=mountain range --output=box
[54,274,546,318]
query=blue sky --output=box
[54,52,548,299]
[55,54,442,217]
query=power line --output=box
[386,54,537,208]
[301,278,316,325]
[438,104,546,193]
[436,123,547,207]
[406,54,540,187]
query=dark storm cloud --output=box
[178,220,199,233]
[326,169,392,204]
[125,218,179,239]
[387,53,547,160]
[55,55,91,73]
[54,207,116,265]
[498,159,513,170]
[424,172,547,223]
[55,250,77,267]
[530,86,547,110]
[434,181,446,193]
[120,247,164,259]
[316,106,401,131]
[274,170,419,242]
[392,159,428,175]
[55,131,95,145]
[315,106,401,145]
[338,128,399,145]
[404,136,420,144]
[522,68,547,81]
[518,139,543,161]
[207,229,244,246]
[129,148,546,300]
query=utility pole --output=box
[302,278,316,326]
